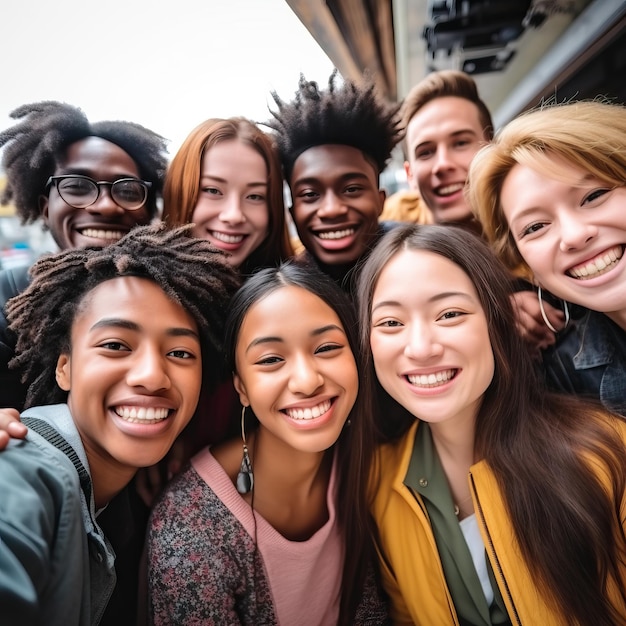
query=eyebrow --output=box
[372,291,474,313]
[414,129,478,152]
[244,324,345,354]
[90,318,199,339]
[200,174,267,188]
[293,171,371,187]
[56,168,139,180]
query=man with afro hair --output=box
[268,70,402,292]
[0,100,168,410]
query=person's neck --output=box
[85,448,136,510]
[604,309,626,333]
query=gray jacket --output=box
[0,403,116,625]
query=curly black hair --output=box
[267,70,402,181]
[6,223,241,408]
[0,101,168,222]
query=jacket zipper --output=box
[469,473,522,626]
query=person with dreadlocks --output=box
[0,223,240,626]
[267,69,402,293]
[0,100,169,411]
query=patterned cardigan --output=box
[147,463,389,625]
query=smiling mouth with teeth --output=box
[283,398,333,420]
[80,228,125,241]
[436,183,464,197]
[114,406,171,424]
[211,231,245,244]
[407,369,456,388]
[567,245,623,280]
[317,228,355,240]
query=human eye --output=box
[98,341,130,352]
[60,177,93,195]
[415,146,434,160]
[373,318,403,329]
[247,192,266,202]
[518,221,547,239]
[344,184,364,195]
[437,310,465,322]
[255,355,284,366]
[167,349,195,360]
[315,343,343,355]
[582,187,612,205]
[297,188,319,202]
[201,186,221,196]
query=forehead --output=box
[201,139,267,175]
[406,96,485,146]
[238,285,343,342]
[75,276,196,331]
[58,137,140,176]
[374,249,476,298]
[291,144,378,184]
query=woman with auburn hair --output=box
[163,117,293,275]
[468,100,626,414]
[357,223,626,625]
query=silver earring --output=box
[236,406,254,494]
[537,285,570,333]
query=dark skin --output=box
[41,137,151,250]
[290,144,385,268]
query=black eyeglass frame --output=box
[45,174,153,211]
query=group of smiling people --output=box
[0,68,625,626]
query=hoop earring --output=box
[236,406,254,494]
[537,285,570,333]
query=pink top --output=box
[192,449,343,626]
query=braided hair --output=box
[267,70,402,181]
[6,223,241,408]
[0,101,168,222]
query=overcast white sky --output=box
[0,0,336,157]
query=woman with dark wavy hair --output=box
[358,223,626,625]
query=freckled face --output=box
[290,145,384,267]
[56,277,202,477]
[190,140,270,268]
[369,249,494,429]
[501,160,626,317]
[233,286,358,455]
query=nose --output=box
[219,196,246,224]
[287,354,324,396]
[403,322,443,361]
[558,211,597,252]
[85,185,125,216]
[432,145,454,174]
[317,190,348,219]
[126,347,171,392]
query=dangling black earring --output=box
[236,405,254,494]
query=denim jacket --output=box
[543,308,626,416]
[0,403,116,625]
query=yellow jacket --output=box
[371,421,626,625]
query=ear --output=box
[39,194,50,224]
[404,161,417,190]
[55,354,71,392]
[377,189,386,217]
[233,373,250,407]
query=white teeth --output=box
[285,399,332,420]
[437,183,464,196]
[81,229,125,241]
[114,406,170,424]
[569,245,623,280]
[318,229,355,240]
[212,231,244,244]
[407,369,455,387]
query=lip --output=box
[311,225,360,250]
[108,395,178,435]
[402,368,459,395]
[433,182,465,204]
[206,230,249,251]
[280,396,339,430]
[566,244,624,280]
